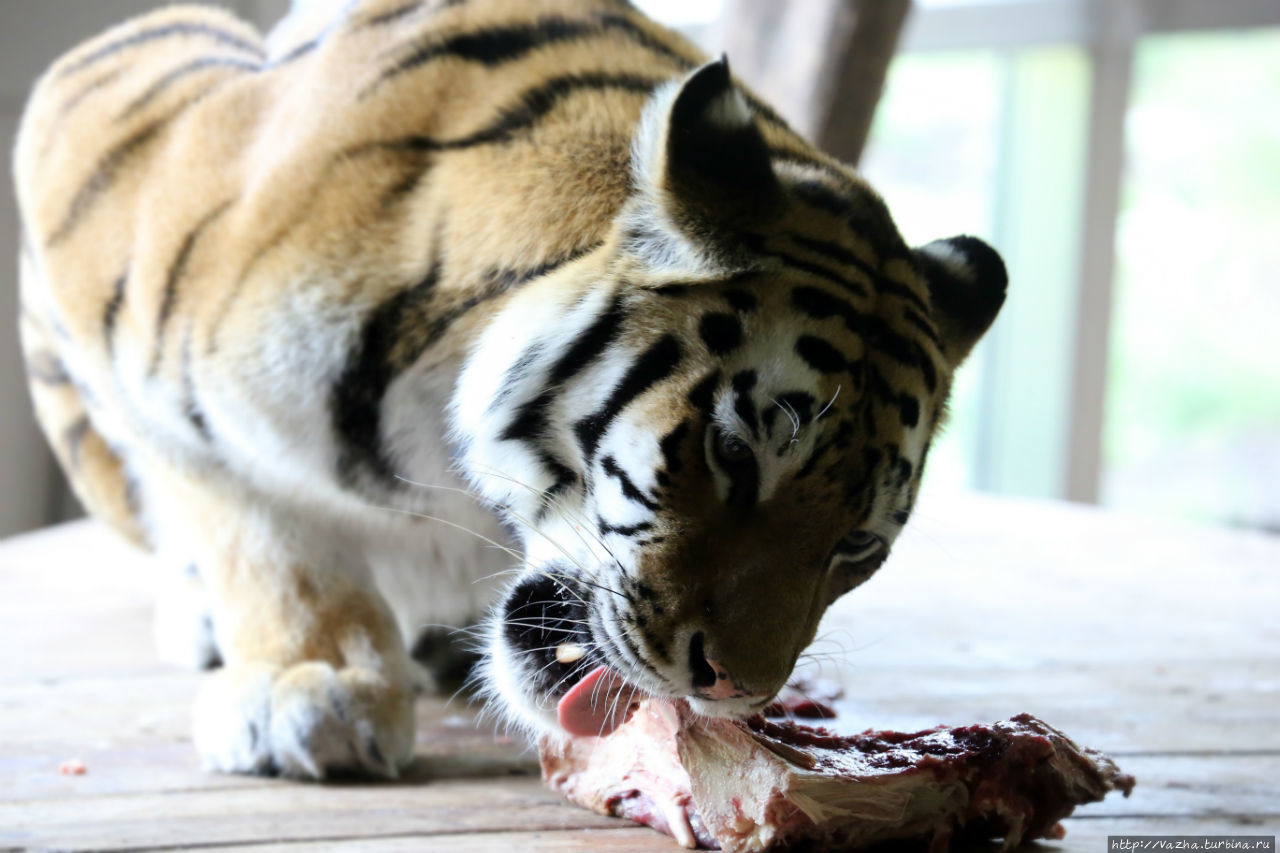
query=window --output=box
[1103,29,1280,531]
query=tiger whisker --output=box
[772,396,801,439]
[816,384,842,421]
[362,501,526,564]
[468,465,635,596]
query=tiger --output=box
[14,0,1006,779]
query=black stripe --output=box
[723,288,756,313]
[25,351,71,386]
[731,370,758,436]
[592,12,696,67]
[795,335,849,374]
[775,391,814,425]
[598,516,652,538]
[335,249,593,485]
[500,390,553,443]
[430,249,597,364]
[741,232,868,300]
[721,451,759,509]
[917,345,938,393]
[880,278,931,315]
[377,167,430,209]
[791,180,851,218]
[59,22,263,79]
[686,370,719,415]
[333,258,442,484]
[181,333,212,441]
[116,56,258,121]
[57,68,126,119]
[791,285,862,333]
[864,315,938,393]
[368,13,689,97]
[796,442,826,479]
[902,306,943,348]
[363,2,426,27]
[491,343,544,412]
[48,121,163,246]
[698,312,742,356]
[103,270,127,355]
[574,334,682,459]
[548,295,626,385]
[866,366,922,428]
[762,406,777,437]
[601,455,659,511]
[535,454,579,520]
[789,178,910,257]
[269,39,318,67]
[648,282,693,297]
[63,417,91,469]
[366,73,659,153]
[658,419,690,480]
[899,395,920,428]
[48,98,207,247]
[503,295,627,443]
[774,248,869,299]
[371,18,597,93]
[786,232,880,296]
[363,0,469,27]
[150,200,235,375]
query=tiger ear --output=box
[623,57,782,268]
[914,235,1008,367]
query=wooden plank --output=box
[156,817,1280,853]
[0,521,158,683]
[0,776,620,851]
[7,753,1269,845]
[829,492,1280,670]
[3,657,1274,804]
[1085,754,1280,818]
[2,751,1273,850]
[0,680,535,801]
[815,660,1280,754]
[151,826,674,853]
[1,661,1274,806]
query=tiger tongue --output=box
[557,665,648,738]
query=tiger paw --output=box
[192,661,415,779]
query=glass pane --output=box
[1103,29,1280,531]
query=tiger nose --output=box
[688,631,767,700]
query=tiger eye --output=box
[716,431,752,463]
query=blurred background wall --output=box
[2,0,1277,537]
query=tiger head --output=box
[452,59,1006,736]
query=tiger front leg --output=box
[149,470,415,779]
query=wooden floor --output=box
[2,492,1277,851]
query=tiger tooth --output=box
[556,643,586,664]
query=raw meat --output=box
[540,698,1134,851]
